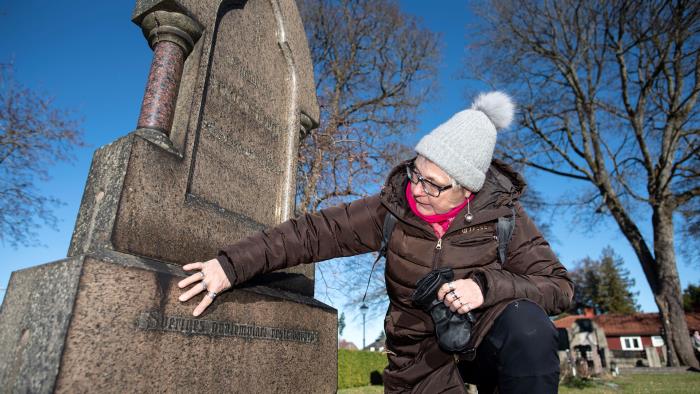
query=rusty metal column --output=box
[136,11,201,135]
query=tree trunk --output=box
[653,204,699,368]
[603,191,698,368]
[298,137,324,215]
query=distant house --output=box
[592,312,700,368]
[365,339,385,352]
[555,311,700,370]
[339,339,358,350]
[365,331,387,352]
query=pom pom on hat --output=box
[470,91,515,130]
[414,91,516,192]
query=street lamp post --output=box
[360,303,369,350]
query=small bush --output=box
[338,350,388,389]
[561,375,597,389]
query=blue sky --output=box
[1,1,698,350]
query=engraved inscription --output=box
[201,119,281,173]
[209,78,284,137]
[253,19,263,47]
[136,311,319,344]
[221,55,271,92]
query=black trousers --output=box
[458,300,560,394]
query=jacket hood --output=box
[479,158,527,207]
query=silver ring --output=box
[452,290,460,299]
[207,291,217,300]
[201,279,207,290]
[199,271,205,278]
[448,282,455,291]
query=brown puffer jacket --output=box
[218,158,573,393]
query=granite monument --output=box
[0,0,337,392]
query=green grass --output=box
[559,373,700,393]
[338,386,384,394]
[338,372,700,393]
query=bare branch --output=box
[0,65,84,248]
[469,0,700,366]
[675,185,700,207]
[297,0,439,217]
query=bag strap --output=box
[496,206,516,266]
[380,212,398,258]
[362,212,398,304]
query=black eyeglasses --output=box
[406,163,453,197]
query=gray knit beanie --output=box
[414,91,515,192]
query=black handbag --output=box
[411,268,476,353]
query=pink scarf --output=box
[405,183,474,238]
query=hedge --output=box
[338,349,388,389]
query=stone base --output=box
[0,250,337,393]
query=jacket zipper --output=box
[450,234,498,247]
[432,238,443,269]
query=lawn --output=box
[337,372,700,393]
[559,373,700,393]
[338,386,383,394]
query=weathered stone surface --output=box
[0,252,337,393]
[0,258,82,393]
[69,0,319,295]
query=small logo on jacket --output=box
[462,225,490,234]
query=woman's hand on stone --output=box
[178,258,231,317]
[437,278,484,314]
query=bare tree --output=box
[0,65,84,248]
[296,0,440,310]
[296,0,440,214]
[469,0,699,367]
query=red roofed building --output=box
[338,339,358,350]
[553,311,700,370]
[590,312,700,367]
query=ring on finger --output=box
[448,282,455,291]
[207,291,217,300]
[199,271,205,278]
[449,291,460,302]
[201,279,208,290]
